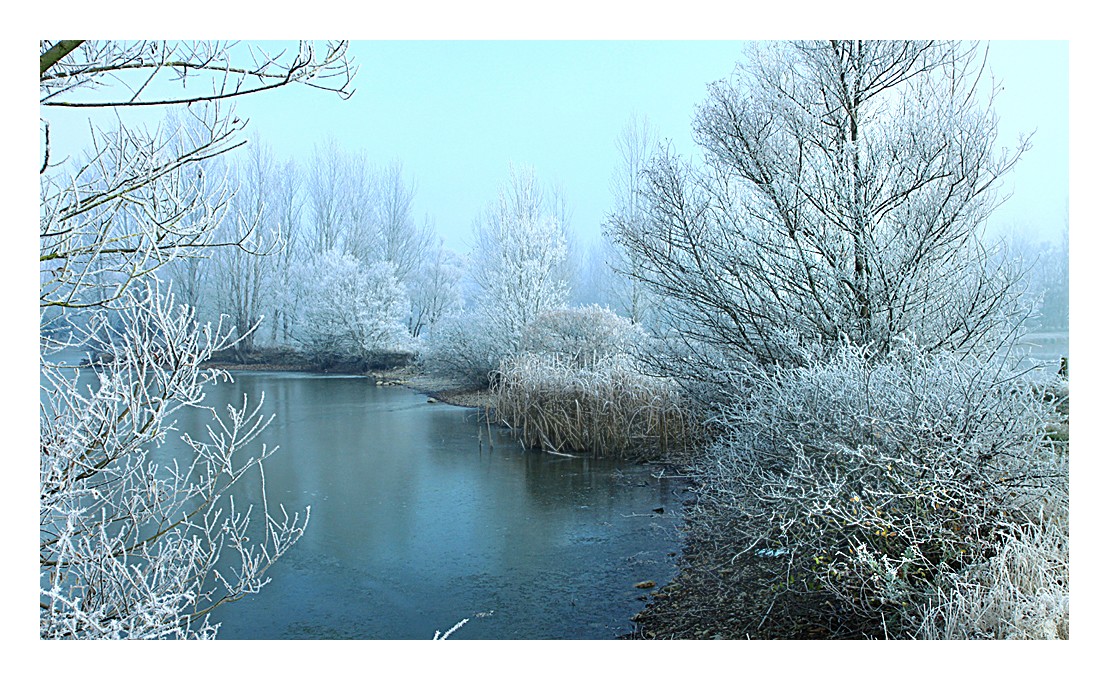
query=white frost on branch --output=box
[40,284,310,639]
[470,164,571,349]
[288,249,413,363]
[40,39,353,639]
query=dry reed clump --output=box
[491,352,694,458]
[688,341,1069,638]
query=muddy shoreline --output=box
[202,351,492,409]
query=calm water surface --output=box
[180,372,685,640]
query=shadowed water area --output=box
[174,372,685,639]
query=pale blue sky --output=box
[234,40,756,249]
[44,40,1070,251]
[242,40,1070,249]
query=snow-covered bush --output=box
[690,340,1068,637]
[519,304,645,368]
[417,312,507,389]
[290,249,413,367]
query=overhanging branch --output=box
[40,40,84,76]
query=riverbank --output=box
[201,352,893,639]
[202,349,493,409]
[626,363,1071,641]
[622,517,875,639]
[201,347,1071,640]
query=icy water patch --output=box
[180,372,685,639]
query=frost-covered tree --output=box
[374,160,435,285]
[39,40,355,639]
[208,139,284,354]
[290,249,412,365]
[1007,222,1069,332]
[602,114,658,324]
[612,41,1028,371]
[370,161,443,336]
[268,157,306,346]
[470,164,571,348]
[420,166,571,385]
[300,149,440,341]
[548,181,583,301]
[306,139,352,256]
[157,109,226,321]
[407,237,463,338]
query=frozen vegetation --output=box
[491,306,693,457]
[39,39,1068,640]
[39,41,355,639]
[610,40,1069,640]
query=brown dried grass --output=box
[491,352,695,458]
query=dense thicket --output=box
[691,344,1068,637]
[604,40,1069,640]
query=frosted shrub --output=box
[915,506,1069,639]
[290,250,413,367]
[694,340,1067,637]
[418,312,509,389]
[520,304,645,368]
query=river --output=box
[173,371,685,639]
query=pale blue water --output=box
[179,372,685,639]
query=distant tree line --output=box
[144,137,650,375]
